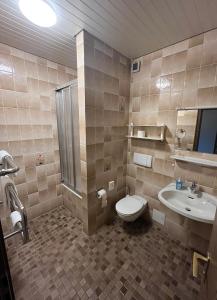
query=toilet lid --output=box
[116,195,145,215]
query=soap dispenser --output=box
[176,178,183,190]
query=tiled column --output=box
[76,31,130,234]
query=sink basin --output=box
[158,183,217,223]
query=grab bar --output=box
[4,183,29,244]
[0,155,19,176]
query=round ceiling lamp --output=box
[19,0,56,27]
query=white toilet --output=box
[115,195,147,222]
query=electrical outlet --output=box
[108,180,115,191]
[152,209,165,225]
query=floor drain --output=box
[185,207,191,212]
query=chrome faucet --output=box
[189,181,199,194]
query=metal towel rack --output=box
[0,155,29,244]
[4,183,29,243]
[0,155,19,176]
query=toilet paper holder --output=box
[96,188,105,198]
[96,188,107,208]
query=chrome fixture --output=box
[0,155,19,176]
[0,153,29,244]
[189,181,199,194]
[4,183,29,243]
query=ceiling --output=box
[1,0,217,69]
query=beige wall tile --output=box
[76,31,130,233]
[128,28,217,250]
[199,65,217,88]
[186,45,202,70]
[0,42,76,219]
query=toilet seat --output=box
[116,195,147,216]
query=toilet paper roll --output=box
[97,189,107,208]
[10,211,22,228]
[137,130,145,138]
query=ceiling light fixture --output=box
[19,0,56,27]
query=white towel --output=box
[0,150,12,164]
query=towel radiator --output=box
[0,155,19,176]
[0,155,29,244]
[4,183,29,243]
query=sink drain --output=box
[185,207,191,212]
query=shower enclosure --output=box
[56,80,81,194]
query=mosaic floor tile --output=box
[6,206,201,299]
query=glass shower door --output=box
[56,80,81,193]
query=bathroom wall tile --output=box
[27,181,38,194]
[16,182,28,199]
[38,64,48,81]
[189,33,204,48]
[0,42,76,219]
[12,56,26,75]
[188,232,209,255]
[185,68,200,90]
[2,90,17,107]
[165,219,188,245]
[25,61,38,78]
[0,53,13,71]
[186,45,202,70]
[38,175,48,191]
[132,96,141,112]
[173,51,187,73]
[202,39,217,66]
[14,75,28,92]
[0,71,14,90]
[162,40,188,57]
[204,28,217,43]
[199,65,217,88]
[159,92,171,111]
[128,28,217,248]
[28,192,39,207]
[76,31,130,233]
[151,58,162,77]
[13,168,26,185]
[172,71,185,92]
[197,87,214,107]
[7,124,21,141]
[185,219,212,241]
[182,89,198,107]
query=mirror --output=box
[176,108,217,154]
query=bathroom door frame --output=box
[199,210,217,299]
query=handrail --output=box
[0,156,19,176]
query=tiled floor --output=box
[6,207,201,300]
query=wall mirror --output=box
[176,108,217,154]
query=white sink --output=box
[158,183,217,224]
